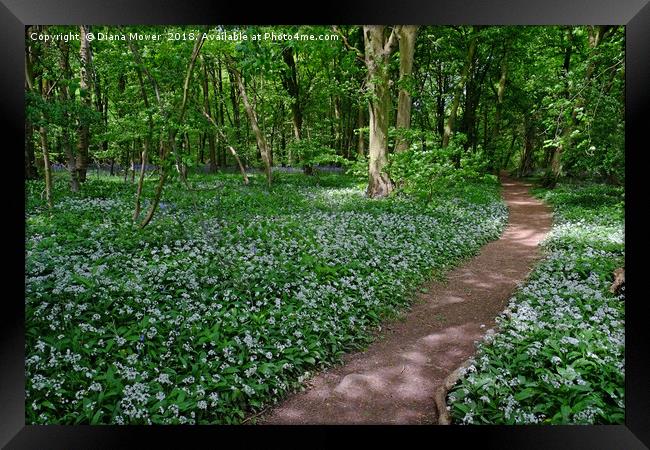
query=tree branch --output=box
[332,26,364,62]
[383,26,401,56]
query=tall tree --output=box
[201,56,218,172]
[25,26,53,208]
[395,25,419,152]
[130,33,206,227]
[24,28,39,180]
[57,39,80,192]
[77,25,93,182]
[231,63,273,187]
[131,53,155,221]
[545,25,612,187]
[487,36,510,172]
[363,25,399,198]
[442,27,478,148]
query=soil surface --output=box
[257,175,553,425]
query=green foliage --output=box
[286,138,348,169]
[387,140,496,202]
[25,171,507,424]
[345,154,369,180]
[447,183,624,424]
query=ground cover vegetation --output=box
[448,183,624,424]
[24,24,624,424]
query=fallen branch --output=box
[241,406,270,425]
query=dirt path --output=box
[258,175,553,425]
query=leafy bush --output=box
[447,183,624,424]
[345,154,369,180]
[286,138,348,170]
[387,140,495,202]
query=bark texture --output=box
[395,25,419,152]
[363,25,399,198]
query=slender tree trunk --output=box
[544,28,575,187]
[130,140,137,183]
[39,125,53,209]
[232,66,272,187]
[25,120,38,179]
[519,115,535,177]
[199,132,205,164]
[442,28,478,148]
[202,110,249,185]
[280,46,303,142]
[280,46,307,170]
[395,25,418,152]
[488,45,509,171]
[201,57,218,172]
[139,158,168,227]
[102,88,109,154]
[24,28,39,180]
[228,146,249,185]
[216,60,227,167]
[57,40,80,192]
[132,61,153,221]
[547,25,611,187]
[38,75,54,208]
[335,96,343,152]
[132,34,205,228]
[364,25,399,198]
[357,104,365,156]
[26,26,52,206]
[436,62,446,139]
[227,66,241,146]
[77,25,92,182]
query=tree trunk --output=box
[548,25,611,186]
[357,104,365,156]
[233,66,272,187]
[77,25,92,182]
[442,28,478,148]
[24,29,39,180]
[39,125,53,209]
[132,59,154,221]
[130,140,137,183]
[58,40,80,192]
[25,120,38,180]
[216,60,227,167]
[199,132,205,164]
[436,61,446,139]
[228,146,249,185]
[202,110,249,185]
[364,25,399,198]
[132,34,205,228]
[227,66,241,146]
[280,46,303,144]
[488,45,509,171]
[519,115,535,177]
[201,57,218,172]
[38,74,54,208]
[26,26,52,206]
[395,25,418,152]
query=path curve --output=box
[258,175,553,424]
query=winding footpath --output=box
[259,175,553,424]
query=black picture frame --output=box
[2,0,647,448]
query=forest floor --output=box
[258,175,553,424]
